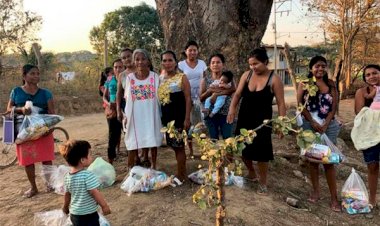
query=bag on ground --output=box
[41,165,71,195]
[341,168,371,214]
[120,166,173,195]
[188,168,244,188]
[87,157,116,189]
[34,209,110,226]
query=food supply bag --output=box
[41,165,71,195]
[188,168,244,188]
[341,168,371,214]
[87,157,116,189]
[34,209,110,226]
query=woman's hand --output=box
[310,121,323,133]
[117,109,123,122]
[227,109,236,124]
[320,123,329,134]
[21,107,31,115]
[184,118,191,131]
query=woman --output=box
[354,64,380,209]
[159,50,192,181]
[227,48,286,195]
[122,49,162,169]
[199,53,235,139]
[6,64,55,198]
[178,41,207,156]
[297,56,341,212]
[103,59,124,164]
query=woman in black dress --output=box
[227,48,286,194]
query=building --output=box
[263,44,292,86]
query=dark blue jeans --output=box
[204,113,233,139]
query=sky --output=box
[23,0,323,53]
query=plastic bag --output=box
[41,165,71,195]
[341,168,371,214]
[87,157,116,189]
[120,166,173,196]
[188,168,244,188]
[16,102,63,144]
[300,133,344,164]
[34,209,111,226]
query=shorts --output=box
[363,143,380,164]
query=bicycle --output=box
[0,127,69,169]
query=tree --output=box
[302,0,380,98]
[155,0,274,76]
[19,43,55,76]
[0,0,42,75]
[89,3,164,66]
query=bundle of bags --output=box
[188,168,244,188]
[120,166,173,196]
[300,133,344,164]
[16,101,63,144]
[33,209,110,226]
[341,168,371,214]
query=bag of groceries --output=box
[300,133,344,164]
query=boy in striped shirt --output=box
[60,140,111,226]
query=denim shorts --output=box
[363,143,380,164]
[301,119,341,144]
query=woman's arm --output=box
[103,87,110,107]
[355,88,366,114]
[199,77,212,102]
[227,71,248,124]
[272,75,286,117]
[182,75,192,130]
[6,99,30,115]
[116,75,124,121]
[47,98,55,114]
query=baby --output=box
[203,71,233,118]
[365,85,380,110]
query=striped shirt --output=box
[64,170,100,215]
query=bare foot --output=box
[307,194,320,203]
[23,188,38,198]
[330,202,342,212]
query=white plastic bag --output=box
[341,168,371,214]
[41,165,71,195]
[87,157,116,189]
[188,168,244,188]
[120,166,173,195]
[34,209,111,226]
[16,102,63,144]
[296,110,303,126]
[300,133,344,164]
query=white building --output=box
[263,44,292,86]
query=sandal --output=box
[307,197,320,203]
[23,188,38,198]
[257,184,268,195]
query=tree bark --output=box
[32,43,43,74]
[282,42,298,103]
[215,159,225,226]
[155,0,273,76]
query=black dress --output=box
[236,71,274,161]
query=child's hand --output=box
[102,204,111,215]
[62,206,69,214]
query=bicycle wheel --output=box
[0,138,17,169]
[51,127,69,153]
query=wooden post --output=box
[282,42,298,103]
[215,159,225,226]
[32,43,43,74]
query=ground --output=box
[0,98,379,226]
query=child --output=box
[203,71,233,118]
[364,85,380,110]
[60,140,111,226]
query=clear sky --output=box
[24,0,322,53]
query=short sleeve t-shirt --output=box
[104,75,118,103]
[178,59,207,101]
[64,170,100,215]
[10,87,52,114]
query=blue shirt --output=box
[10,87,52,114]
[105,76,118,103]
[64,170,100,215]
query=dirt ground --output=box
[0,99,379,226]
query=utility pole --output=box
[272,0,291,75]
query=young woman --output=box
[227,48,286,195]
[354,64,380,209]
[199,53,235,139]
[159,50,192,181]
[6,64,55,198]
[297,56,341,212]
[178,41,207,156]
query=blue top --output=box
[10,87,53,114]
[64,170,100,215]
[105,75,118,103]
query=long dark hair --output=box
[22,64,38,85]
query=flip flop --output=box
[23,188,38,198]
[257,184,268,195]
[307,197,320,203]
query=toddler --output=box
[60,140,111,226]
[203,71,233,118]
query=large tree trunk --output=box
[155,0,273,76]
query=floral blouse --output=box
[304,92,333,119]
